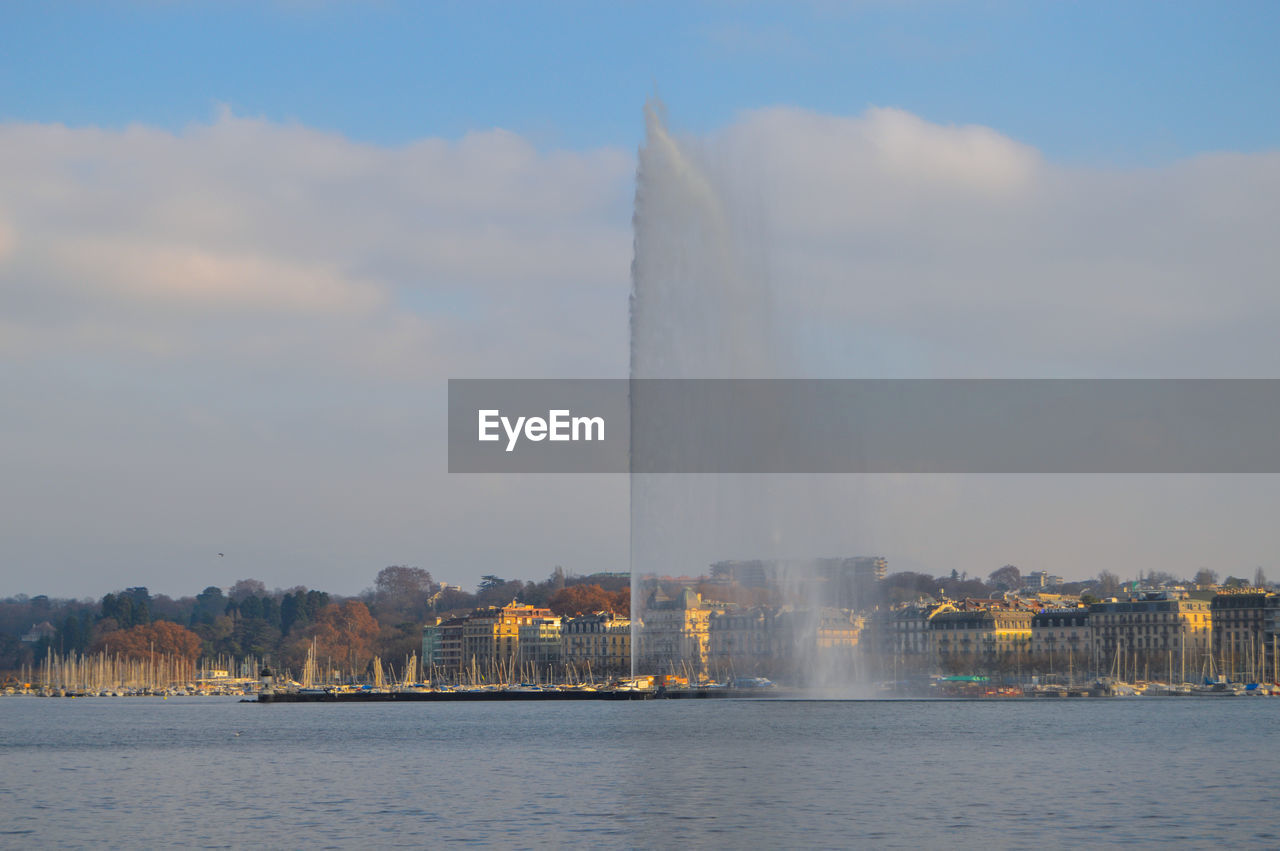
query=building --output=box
[849,557,889,584]
[709,606,776,667]
[930,605,1034,668]
[434,617,466,673]
[638,588,714,677]
[708,556,886,609]
[562,612,631,676]
[774,608,863,685]
[20,621,56,644]
[460,603,554,675]
[809,608,863,651]
[1089,595,1210,681]
[423,604,557,680]
[1210,591,1278,681]
[709,560,770,587]
[1031,608,1092,663]
[517,615,564,672]
[869,601,953,672]
[421,617,444,667]
[706,605,864,682]
[816,557,886,609]
[1024,571,1064,590]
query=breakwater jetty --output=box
[256,686,788,703]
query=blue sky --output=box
[5,1,1278,164]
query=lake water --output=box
[1,696,1276,848]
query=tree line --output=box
[0,566,633,678]
[4,562,1269,679]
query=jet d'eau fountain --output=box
[628,101,876,690]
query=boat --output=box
[1191,677,1243,697]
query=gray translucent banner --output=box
[448,379,1280,473]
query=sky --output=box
[2,1,1279,598]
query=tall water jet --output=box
[630,100,775,380]
[628,101,874,689]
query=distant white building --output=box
[20,621,55,643]
[1024,571,1064,590]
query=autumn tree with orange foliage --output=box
[89,621,203,660]
[548,584,629,617]
[291,600,381,673]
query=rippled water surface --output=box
[1,697,1277,848]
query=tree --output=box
[937,574,989,601]
[375,566,434,597]
[373,566,435,622]
[259,595,281,629]
[123,587,152,623]
[432,586,475,614]
[149,594,191,624]
[100,587,152,630]
[230,617,282,659]
[90,621,202,660]
[280,588,330,635]
[373,622,422,667]
[1193,569,1219,587]
[880,572,940,605]
[519,580,549,607]
[548,584,627,617]
[91,617,121,646]
[988,565,1022,592]
[1254,566,1268,588]
[476,576,525,607]
[280,592,303,635]
[191,586,227,625]
[572,572,630,592]
[228,579,267,602]
[303,590,329,620]
[1144,570,1179,587]
[295,601,381,674]
[196,615,235,655]
[1094,571,1122,598]
[237,595,264,620]
[53,610,92,655]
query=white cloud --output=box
[0,112,634,374]
[0,111,636,597]
[685,105,1280,377]
[2,104,1278,596]
[46,238,387,315]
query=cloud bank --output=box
[1,106,1278,596]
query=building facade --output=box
[517,616,564,672]
[930,606,1034,668]
[1031,608,1092,673]
[562,612,631,676]
[639,589,714,677]
[1089,595,1211,681]
[1210,592,1278,681]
